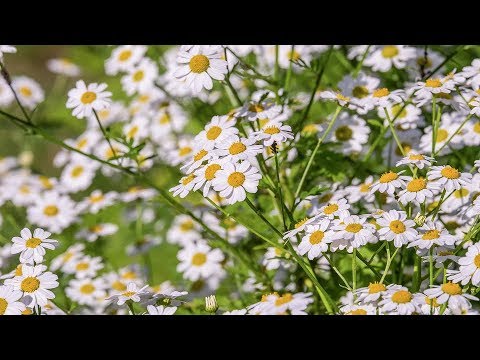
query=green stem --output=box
[434,114,473,155]
[323,254,352,291]
[380,244,400,284]
[127,301,136,315]
[352,249,357,293]
[274,152,287,231]
[353,45,371,77]
[429,247,434,286]
[284,45,294,92]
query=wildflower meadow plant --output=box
[0,44,479,315]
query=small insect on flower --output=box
[66,80,112,119]
[11,228,58,264]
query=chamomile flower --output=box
[169,173,198,198]
[66,255,104,279]
[27,191,78,233]
[50,243,85,272]
[211,161,261,205]
[166,215,202,246]
[236,99,282,121]
[378,103,423,130]
[283,215,321,240]
[398,177,439,205]
[332,215,377,249]
[11,76,44,110]
[378,285,418,315]
[0,285,25,315]
[364,45,416,72]
[105,45,147,75]
[11,228,58,265]
[222,309,247,315]
[369,170,406,195]
[408,221,456,249]
[192,159,227,197]
[396,153,435,169]
[76,223,118,242]
[123,115,150,143]
[4,264,58,307]
[77,190,118,214]
[194,115,239,150]
[447,243,480,286]
[317,198,350,220]
[328,112,370,155]
[252,292,313,315]
[174,45,228,93]
[366,88,405,108]
[66,278,107,306]
[176,242,224,281]
[424,282,478,310]
[66,80,111,119]
[354,282,387,304]
[146,305,177,315]
[337,72,380,114]
[412,76,456,101]
[108,282,150,306]
[254,120,294,146]
[318,90,357,108]
[427,165,472,192]
[120,186,156,202]
[297,220,335,260]
[121,58,158,95]
[214,135,263,163]
[47,58,81,77]
[413,294,441,315]
[376,210,417,248]
[340,304,377,315]
[60,159,98,193]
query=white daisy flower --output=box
[447,243,480,286]
[332,215,377,249]
[123,115,150,143]
[395,153,435,169]
[174,45,227,93]
[411,76,456,100]
[354,282,387,304]
[105,45,147,75]
[120,186,156,203]
[0,45,17,60]
[214,135,263,163]
[66,80,111,119]
[194,115,239,150]
[250,292,313,315]
[340,304,377,315]
[77,190,118,214]
[0,285,25,315]
[413,294,441,315]
[462,58,480,89]
[47,58,81,77]
[328,112,370,155]
[365,88,405,108]
[297,220,336,260]
[337,72,380,114]
[176,241,224,281]
[11,228,58,265]
[60,158,98,193]
[76,223,118,242]
[50,243,85,272]
[166,215,202,246]
[11,76,44,110]
[364,45,416,72]
[66,278,107,306]
[236,99,282,121]
[169,173,198,198]
[4,264,58,308]
[65,255,104,279]
[86,101,127,129]
[316,198,351,220]
[192,159,228,197]
[369,170,406,195]
[397,177,439,205]
[222,309,247,315]
[318,90,360,109]
[408,221,456,249]
[253,120,294,147]
[378,285,419,315]
[121,58,158,95]
[427,165,472,193]
[345,176,376,204]
[146,305,178,315]
[108,282,151,306]
[376,210,417,248]
[0,77,14,107]
[283,215,322,240]
[27,191,78,233]
[211,161,261,205]
[424,282,478,310]
[378,103,423,130]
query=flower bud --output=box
[205,295,218,313]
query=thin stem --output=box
[353,45,371,77]
[274,45,279,83]
[435,113,473,155]
[380,244,400,284]
[429,247,434,286]
[383,107,406,157]
[323,254,352,291]
[127,301,136,315]
[0,60,32,123]
[412,254,422,292]
[93,109,118,164]
[284,45,295,92]
[274,151,287,231]
[293,105,342,203]
[352,249,357,293]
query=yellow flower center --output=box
[20,277,40,293]
[474,254,480,268]
[39,176,53,189]
[181,174,196,186]
[335,125,353,141]
[323,203,339,215]
[264,126,280,135]
[20,87,32,97]
[346,223,363,233]
[191,252,207,266]
[379,171,398,183]
[425,296,439,307]
[373,88,389,98]
[302,124,318,135]
[178,146,192,156]
[352,85,369,99]
[409,154,424,160]
[118,50,132,61]
[205,163,221,181]
[15,265,23,276]
[436,129,449,143]
[407,178,426,192]
[425,79,442,88]
[441,166,460,179]
[76,262,89,271]
[295,217,309,229]
[309,230,325,244]
[346,308,368,315]
[473,122,480,134]
[122,291,136,297]
[122,271,137,280]
[389,220,406,234]
[368,282,386,294]
[90,225,103,233]
[435,92,452,99]
[391,290,412,304]
[25,237,42,248]
[228,142,246,155]
[206,126,222,140]
[71,165,84,178]
[19,185,30,194]
[193,149,208,162]
[248,104,264,113]
[22,308,33,315]
[80,91,97,104]
[180,220,194,232]
[288,51,301,61]
[391,104,407,118]
[275,293,293,306]
[417,56,433,68]
[132,70,144,82]
[127,125,139,139]
[80,284,95,295]
[0,298,8,315]
[360,183,370,193]
[441,282,462,295]
[189,55,210,73]
[453,188,469,198]
[336,93,350,102]
[381,46,399,58]
[43,205,59,217]
[112,281,127,291]
[90,193,104,203]
[227,172,245,187]
[159,113,170,124]
[422,229,440,240]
